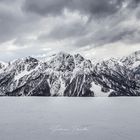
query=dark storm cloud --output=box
[23,0,69,16]
[0,1,21,42]
[23,0,140,47]
[38,21,88,41]
[74,27,140,47]
[127,0,140,8]
[0,0,32,43]
[0,0,139,44]
[0,0,42,43]
[23,0,125,17]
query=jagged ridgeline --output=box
[0,51,140,97]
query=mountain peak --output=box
[48,52,75,71]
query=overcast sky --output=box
[0,0,140,61]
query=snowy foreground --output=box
[0,97,140,140]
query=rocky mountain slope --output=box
[0,51,140,96]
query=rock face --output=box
[0,51,140,96]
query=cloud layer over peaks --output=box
[0,0,140,61]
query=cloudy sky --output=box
[0,0,140,61]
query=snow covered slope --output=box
[0,51,140,96]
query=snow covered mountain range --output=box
[0,51,140,97]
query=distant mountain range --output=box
[0,51,140,97]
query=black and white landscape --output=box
[0,50,140,97]
[1,0,140,140]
